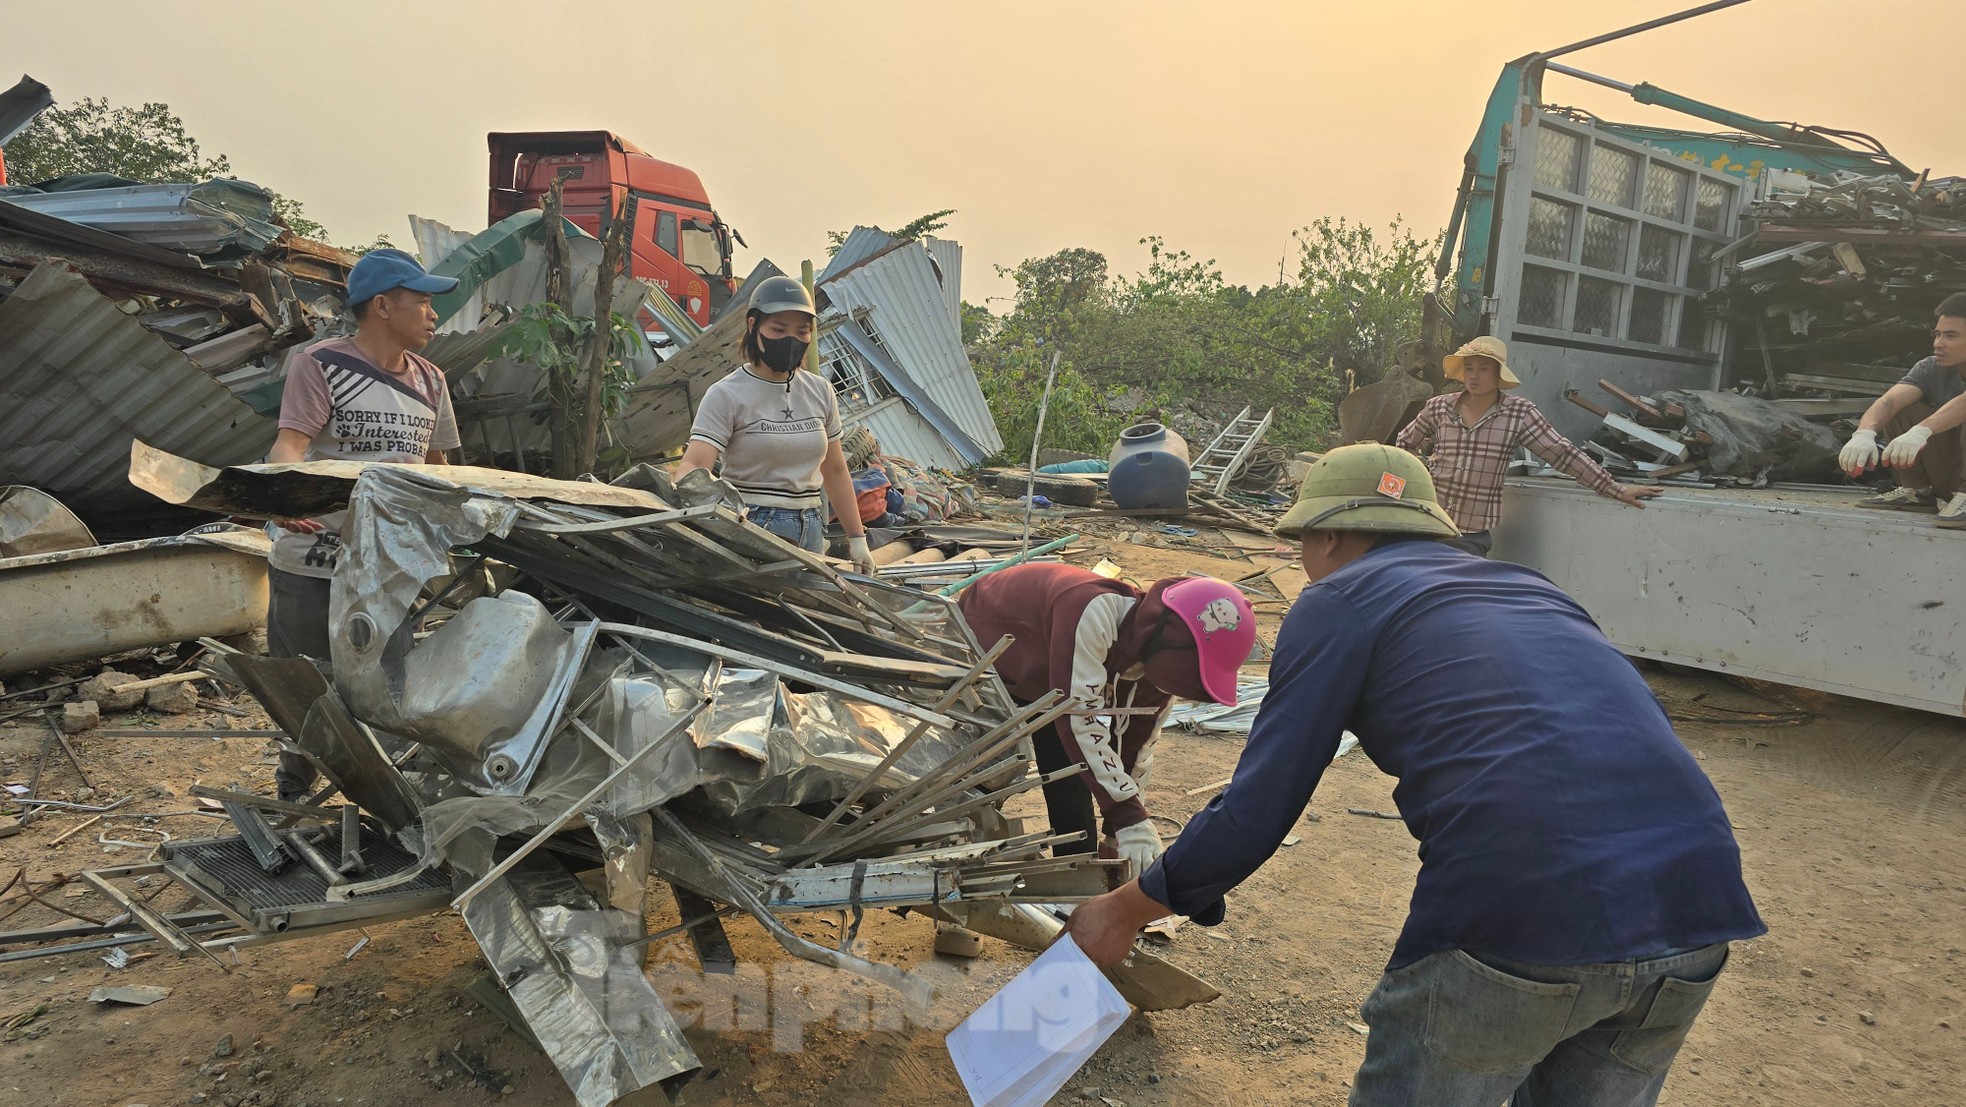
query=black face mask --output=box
[755,332,809,375]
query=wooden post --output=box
[577,195,634,476]
[540,180,574,476]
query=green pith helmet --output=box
[749,274,815,316]
[1275,443,1459,539]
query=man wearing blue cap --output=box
[264,249,462,799]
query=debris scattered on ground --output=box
[89,984,173,1006]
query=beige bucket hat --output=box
[1442,335,1522,389]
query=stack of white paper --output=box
[945,934,1132,1107]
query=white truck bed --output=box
[1492,477,1965,717]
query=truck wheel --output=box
[1021,474,1101,507]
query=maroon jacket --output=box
[959,563,1171,832]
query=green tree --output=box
[825,209,957,255]
[968,219,1437,458]
[5,96,331,242]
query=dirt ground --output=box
[3,630,1964,1105]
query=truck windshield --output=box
[681,221,725,279]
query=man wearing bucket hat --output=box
[1066,443,1762,1107]
[1397,336,1660,556]
[958,564,1256,876]
[263,248,463,800]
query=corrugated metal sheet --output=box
[0,264,277,509]
[0,194,206,269]
[819,226,898,282]
[841,397,969,472]
[922,236,963,332]
[829,323,985,465]
[6,180,283,257]
[820,240,1002,457]
[409,215,480,332]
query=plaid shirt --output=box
[1396,393,1622,532]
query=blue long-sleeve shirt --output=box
[1140,540,1764,969]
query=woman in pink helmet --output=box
[958,563,1256,876]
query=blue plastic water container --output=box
[1108,449,1191,510]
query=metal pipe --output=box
[1021,350,1063,556]
[1543,62,1636,94]
[282,829,347,888]
[451,699,708,911]
[1531,0,1753,63]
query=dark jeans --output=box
[1030,724,1097,857]
[266,568,331,799]
[1350,943,1730,1107]
[1445,529,1494,558]
[1884,400,1966,498]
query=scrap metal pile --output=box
[0,192,351,519]
[11,443,1215,1107]
[1561,377,1840,486]
[1706,171,1966,400]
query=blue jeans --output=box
[1350,943,1730,1107]
[745,504,825,553]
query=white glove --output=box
[1883,425,1933,468]
[847,534,876,575]
[1112,821,1164,878]
[1839,429,1880,475]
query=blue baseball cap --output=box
[345,248,459,306]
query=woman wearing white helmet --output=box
[676,275,876,573]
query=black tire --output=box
[1022,474,1102,507]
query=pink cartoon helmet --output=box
[1159,577,1257,706]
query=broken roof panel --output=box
[923,235,964,332]
[5,179,284,259]
[819,225,899,281]
[820,237,1003,461]
[0,74,54,148]
[0,264,276,508]
[826,322,987,468]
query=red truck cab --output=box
[488,130,738,326]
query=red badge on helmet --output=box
[1378,472,1407,500]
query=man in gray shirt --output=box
[1840,292,1966,528]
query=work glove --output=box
[1112,821,1164,879]
[1883,425,1933,468]
[847,534,877,575]
[1839,429,1880,475]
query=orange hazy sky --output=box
[4,0,1952,303]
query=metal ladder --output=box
[1191,407,1274,495]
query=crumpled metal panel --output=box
[6,179,284,258]
[393,590,576,791]
[688,678,948,819]
[0,485,95,557]
[0,265,277,509]
[459,853,698,1107]
[328,468,560,793]
[820,237,1003,457]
